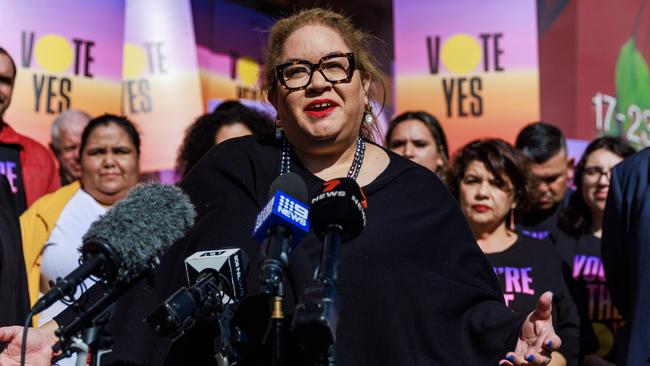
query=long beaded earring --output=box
[274,118,283,140]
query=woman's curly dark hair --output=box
[176,102,273,177]
[558,136,635,237]
[447,138,534,229]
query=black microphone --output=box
[146,248,249,337]
[253,172,310,295]
[32,183,197,315]
[310,177,366,282]
[292,177,367,351]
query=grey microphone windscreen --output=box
[81,182,197,283]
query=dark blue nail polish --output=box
[506,355,515,362]
[546,340,553,348]
[526,355,535,362]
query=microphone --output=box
[31,182,197,315]
[253,172,310,295]
[292,177,367,351]
[146,248,249,337]
[310,177,367,246]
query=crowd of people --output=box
[0,7,647,366]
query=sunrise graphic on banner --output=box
[0,0,124,145]
[393,0,540,153]
[122,0,203,172]
[193,0,272,108]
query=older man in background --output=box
[49,110,91,185]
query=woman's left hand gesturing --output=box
[499,291,562,366]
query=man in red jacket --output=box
[0,47,58,214]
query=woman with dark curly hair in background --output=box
[175,101,273,177]
[448,138,580,366]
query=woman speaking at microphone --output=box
[1,9,559,366]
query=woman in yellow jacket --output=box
[20,115,141,326]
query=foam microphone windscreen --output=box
[310,177,367,242]
[81,182,197,284]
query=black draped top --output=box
[98,135,525,365]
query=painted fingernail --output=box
[526,355,535,362]
[506,355,515,362]
[546,340,553,348]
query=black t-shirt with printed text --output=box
[0,143,26,214]
[486,235,580,366]
[555,233,624,362]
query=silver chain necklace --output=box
[280,136,366,180]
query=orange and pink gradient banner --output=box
[123,0,203,172]
[0,0,125,146]
[393,0,540,154]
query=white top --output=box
[38,189,106,323]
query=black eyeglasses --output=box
[275,52,355,91]
[584,166,613,180]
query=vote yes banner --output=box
[192,0,272,110]
[123,0,203,172]
[0,0,124,145]
[393,0,540,153]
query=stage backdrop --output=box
[0,0,124,145]
[123,0,203,172]
[393,0,540,154]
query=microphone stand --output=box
[52,273,147,365]
[214,303,243,366]
[259,226,293,366]
[69,312,112,366]
[271,283,285,366]
[293,225,342,366]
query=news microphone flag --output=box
[184,248,247,303]
[253,190,310,248]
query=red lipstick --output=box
[304,99,337,118]
[472,204,490,213]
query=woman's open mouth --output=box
[305,100,337,118]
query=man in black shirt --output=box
[0,175,30,328]
[515,122,574,243]
[0,46,59,214]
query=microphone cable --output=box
[20,311,33,366]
